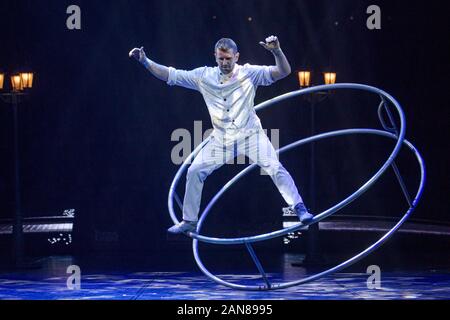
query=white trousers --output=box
[182,129,304,222]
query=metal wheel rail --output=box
[167,83,426,290]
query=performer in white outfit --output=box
[130,36,313,234]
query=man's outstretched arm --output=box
[259,35,292,81]
[129,47,169,82]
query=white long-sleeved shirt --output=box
[167,63,275,145]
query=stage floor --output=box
[0,255,449,300]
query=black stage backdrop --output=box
[0,0,448,255]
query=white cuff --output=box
[166,67,177,86]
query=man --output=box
[129,35,313,234]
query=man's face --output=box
[215,49,239,75]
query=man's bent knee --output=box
[187,164,210,182]
[262,161,285,177]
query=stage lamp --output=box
[298,71,311,87]
[324,72,337,85]
[20,72,34,89]
[11,74,23,91]
[0,73,4,90]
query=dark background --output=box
[0,0,448,255]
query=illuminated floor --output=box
[0,256,449,300]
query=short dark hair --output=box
[215,38,238,53]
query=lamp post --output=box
[298,70,336,213]
[0,70,34,267]
[295,70,337,266]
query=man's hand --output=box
[129,46,147,63]
[260,35,291,81]
[259,35,281,52]
[128,46,169,81]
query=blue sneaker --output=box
[167,220,198,234]
[294,203,314,224]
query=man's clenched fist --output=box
[129,46,146,62]
[259,35,281,52]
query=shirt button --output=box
[232,120,235,123]
[224,98,227,101]
[227,109,230,112]
[220,82,223,84]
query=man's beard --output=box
[221,66,232,74]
